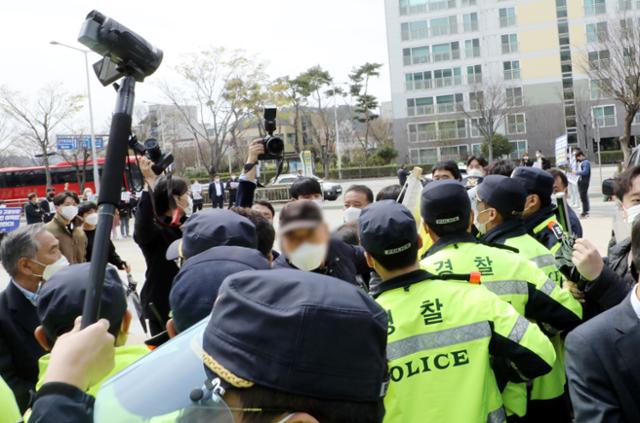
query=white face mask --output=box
[32,256,70,281]
[85,213,98,226]
[60,205,79,221]
[343,207,362,223]
[184,197,194,217]
[313,198,324,207]
[467,168,484,178]
[474,208,490,235]
[287,242,328,271]
[624,204,640,225]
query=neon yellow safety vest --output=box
[375,270,556,423]
[531,215,563,255]
[0,376,21,423]
[503,233,582,402]
[421,237,582,416]
[37,344,149,396]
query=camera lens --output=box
[143,138,162,162]
[266,137,284,156]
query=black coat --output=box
[208,181,225,199]
[273,238,371,288]
[29,383,94,423]
[566,292,640,423]
[84,229,126,270]
[24,202,43,224]
[133,191,182,335]
[0,282,46,412]
[38,199,55,223]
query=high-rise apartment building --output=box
[384,0,640,165]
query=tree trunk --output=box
[42,149,52,189]
[293,105,301,154]
[622,113,634,163]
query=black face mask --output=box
[48,194,55,200]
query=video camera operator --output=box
[133,157,190,335]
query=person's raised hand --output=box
[247,139,265,165]
[139,157,157,188]
[572,238,605,282]
[43,317,115,391]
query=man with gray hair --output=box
[0,224,66,412]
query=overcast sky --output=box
[0,1,391,134]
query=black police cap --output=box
[202,269,388,402]
[359,200,418,260]
[166,209,257,261]
[477,175,527,217]
[37,263,127,342]
[169,246,269,333]
[512,166,554,201]
[421,180,470,228]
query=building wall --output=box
[385,0,640,165]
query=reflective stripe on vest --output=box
[482,280,529,296]
[531,254,556,268]
[540,279,556,295]
[387,321,492,360]
[508,316,530,343]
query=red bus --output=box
[0,156,142,207]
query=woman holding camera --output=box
[134,157,191,335]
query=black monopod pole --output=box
[81,75,136,328]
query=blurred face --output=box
[21,231,62,284]
[344,190,369,209]
[30,196,38,204]
[622,175,640,209]
[280,225,329,256]
[553,176,567,194]
[297,193,322,201]
[252,204,274,223]
[433,169,455,181]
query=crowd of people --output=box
[0,140,637,423]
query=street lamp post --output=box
[50,41,100,194]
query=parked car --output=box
[270,174,343,201]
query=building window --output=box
[590,79,608,100]
[465,39,481,58]
[410,147,438,165]
[430,16,457,37]
[407,97,434,116]
[503,60,521,80]
[401,21,429,41]
[408,122,438,143]
[586,22,608,43]
[505,87,523,107]
[592,105,617,127]
[436,93,464,114]
[471,143,482,155]
[440,144,469,161]
[633,112,640,125]
[432,42,460,62]
[618,0,632,11]
[403,46,430,66]
[467,64,482,84]
[405,71,433,91]
[507,113,526,134]
[469,118,484,138]
[584,0,606,15]
[463,13,478,32]
[469,91,483,110]
[499,7,516,27]
[438,121,467,140]
[588,49,610,69]
[433,67,462,88]
[501,34,518,54]
[400,0,457,16]
[509,140,528,160]
[461,0,477,6]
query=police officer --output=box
[512,167,565,254]
[90,269,389,423]
[360,200,556,423]
[476,175,583,422]
[418,181,582,419]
